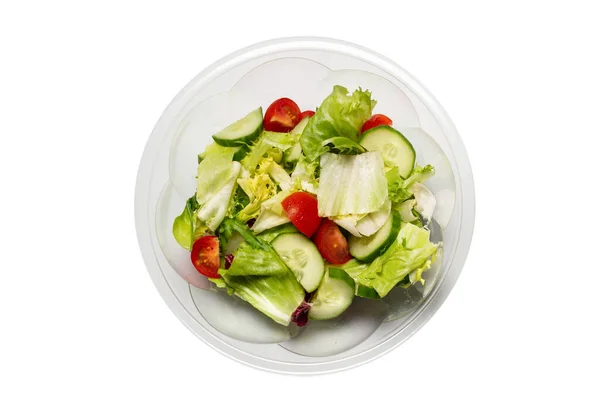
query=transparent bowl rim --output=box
[134,36,476,375]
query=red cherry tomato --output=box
[281,192,321,237]
[312,219,352,264]
[360,114,393,134]
[299,110,315,120]
[190,236,221,278]
[264,98,301,132]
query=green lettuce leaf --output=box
[322,137,366,155]
[225,242,289,276]
[300,85,376,161]
[290,155,319,194]
[195,144,238,205]
[257,223,300,242]
[197,161,241,231]
[317,152,388,217]
[241,131,298,172]
[172,195,207,250]
[217,219,305,325]
[219,273,305,326]
[193,143,242,231]
[387,164,436,204]
[354,223,439,297]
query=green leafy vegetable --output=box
[317,152,388,217]
[322,137,366,155]
[172,195,205,250]
[354,223,439,297]
[250,188,295,233]
[257,223,300,242]
[217,218,305,325]
[290,155,319,194]
[236,163,279,223]
[387,164,436,204]
[300,85,376,161]
[194,144,242,231]
[242,131,298,172]
[226,242,289,276]
[197,162,241,231]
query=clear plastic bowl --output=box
[134,37,475,374]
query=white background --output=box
[1,1,599,399]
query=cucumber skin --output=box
[327,268,355,291]
[358,125,416,178]
[349,210,402,263]
[356,285,380,299]
[212,108,264,147]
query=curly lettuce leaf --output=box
[250,188,296,233]
[387,164,436,203]
[300,85,376,161]
[226,242,289,277]
[236,164,278,223]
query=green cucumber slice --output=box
[348,210,402,262]
[271,233,325,292]
[359,125,416,178]
[308,268,355,320]
[283,118,309,164]
[356,284,380,299]
[212,107,263,147]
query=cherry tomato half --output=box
[313,219,352,264]
[190,236,220,278]
[281,192,321,238]
[360,114,393,134]
[299,110,315,120]
[264,98,301,132]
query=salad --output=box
[172,85,440,327]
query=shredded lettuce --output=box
[300,85,376,161]
[317,152,388,217]
[353,223,439,297]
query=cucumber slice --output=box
[271,233,325,292]
[348,210,402,262]
[232,145,250,162]
[308,268,355,320]
[283,118,309,164]
[291,116,310,135]
[284,142,302,164]
[356,285,380,299]
[212,107,263,147]
[359,125,416,178]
